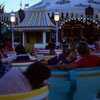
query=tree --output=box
[0,4,4,13]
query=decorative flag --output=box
[20,0,22,8]
[25,3,29,7]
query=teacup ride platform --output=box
[35,48,62,60]
[11,59,37,71]
[47,66,100,100]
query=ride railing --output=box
[36,53,56,60]
[11,60,37,71]
[47,66,100,100]
[0,85,49,100]
[35,48,62,54]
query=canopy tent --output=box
[14,9,56,50]
[14,10,56,31]
[25,0,100,11]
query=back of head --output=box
[49,42,55,50]
[24,62,51,89]
[15,44,26,54]
[77,41,89,56]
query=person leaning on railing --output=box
[48,41,100,70]
[1,44,37,64]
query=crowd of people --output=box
[47,41,100,70]
[0,40,100,99]
[0,43,51,94]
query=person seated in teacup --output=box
[41,47,76,65]
[0,62,50,95]
[48,41,100,70]
[1,44,37,63]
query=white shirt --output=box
[1,53,37,63]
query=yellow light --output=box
[54,12,60,22]
[10,13,15,23]
[74,18,76,20]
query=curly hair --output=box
[62,47,71,57]
[77,41,90,56]
[62,46,75,57]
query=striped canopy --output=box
[14,11,56,31]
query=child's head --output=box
[63,47,76,62]
[24,62,51,89]
[62,47,72,57]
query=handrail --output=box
[0,85,49,100]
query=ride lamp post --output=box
[54,12,60,48]
[10,13,15,50]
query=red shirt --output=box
[75,54,100,68]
